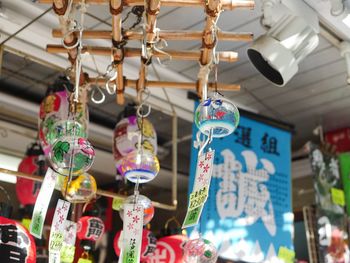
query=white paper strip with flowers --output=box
[183,150,215,228]
[30,168,58,238]
[60,220,77,262]
[49,199,71,263]
[121,203,144,263]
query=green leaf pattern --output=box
[53,141,70,163]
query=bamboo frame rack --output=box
[42,0,254,104]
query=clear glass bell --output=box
[46,120,87,145]
[183,238,218,263]
[120,150,160,183]
[49,137,95,176]
[195,93,239,138]
[61,173,97,203]
[119,194,155,225]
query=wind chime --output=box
[115,88,160,261]
[181,9,240,263]
[29,0,255,261]
[46,15,97,202]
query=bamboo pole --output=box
[0,45,4,76]
[88,77,240,91]
[197,0,221,98]
[52,29,253,42]
[52,0,78,64]
[40,0,255,10]
[0,168,176,210]
[145,0,161,43]
[110,0,125,104]
[47,45,238,62]
[135,0,161,101]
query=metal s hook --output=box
[105,79,117,95]
[136,89,151,118]
[104,63,118,95]
[155,38,172,67]
[137,103,151,118]
[91,84,106,104]
[61,29,81,50]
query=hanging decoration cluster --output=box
[37,14,97,203]
[28,0,255,261]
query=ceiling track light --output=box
[247,0,320,87]
[330,0,345,16]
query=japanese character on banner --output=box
[213,149,277,236]
[121,204,144,263]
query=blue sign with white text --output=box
[189,110,293,262]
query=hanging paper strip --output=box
[61,220,77,263]
[121,203,144,263]
[49,199,71,263]
[30,168,57,239]
[183,150,215,229]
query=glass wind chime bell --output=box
[113,103,158,174]
[195,63,240,139]
[40,75,96,203]
[48,99,95,177]
[119,105,160,184]
[119,194,155,225]
[195,92,239,138]
[120,149,160,183]
[118,92,159,227]
[62,173,97,203]
[183,238,218,263]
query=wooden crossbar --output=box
[52,29,253,42]
[46,45,239,62]
[40,0,255,10]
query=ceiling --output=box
[0,0,349,187]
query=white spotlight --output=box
[247,0,320,87]
[330,0,345,16]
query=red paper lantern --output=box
[325,127,350,153]
[113,229,157,260]
[0,216,36,263]
[77,216,105,242]
[146,235,188,263]
[16,143,47,205]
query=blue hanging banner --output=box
[189,105,293,262]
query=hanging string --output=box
[133,89,151,207]
[74,1,86,102]
[214,64,218,94]
[63,1,87,198]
